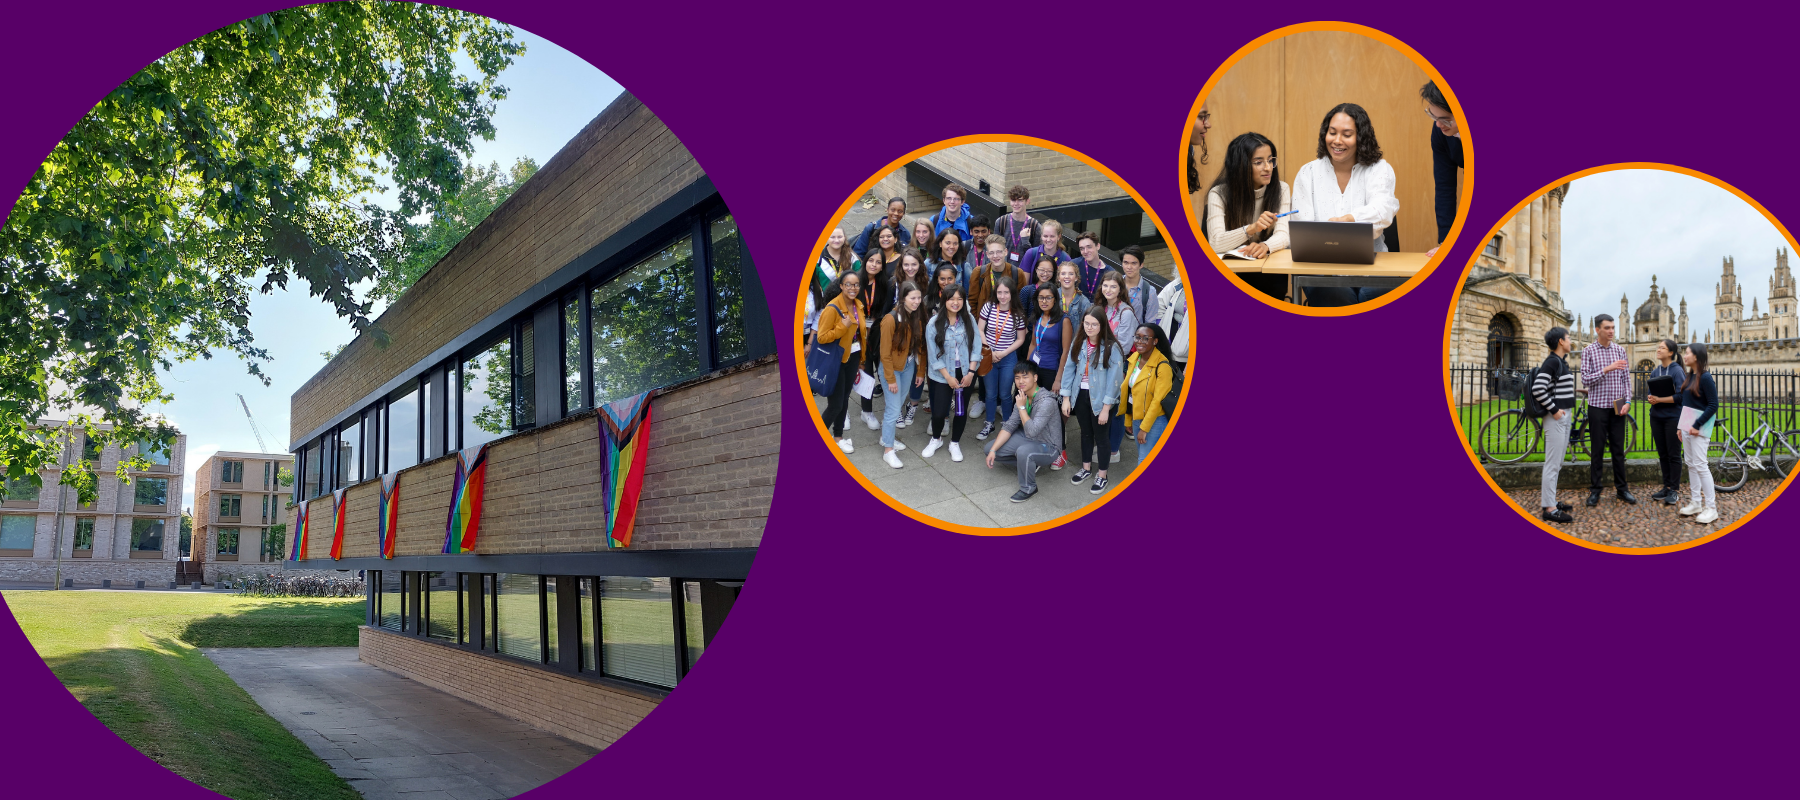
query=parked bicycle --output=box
[1477,384,1639,465]
[231,572,364,597]
[1708,407,1800,492]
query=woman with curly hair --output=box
[1292,102,1400,307]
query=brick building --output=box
[192,450,294,583]
[0,421,186,585]
[284,92,775,750]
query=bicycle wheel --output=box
[1711,440,1749,493]
[1477,409,1540,464]
[1772,431,1800,479]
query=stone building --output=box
[0,421,186,585]
[1447,184,1571,374]
[192,450,293,583]
[285,92,775,751]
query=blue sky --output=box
[140,27,621,513]
[1559,170,1791,340]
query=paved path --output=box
[1503,478,1781,548]
[206,647,595,800]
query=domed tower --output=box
[1634,276,1669,343]
[1717,256,1743,343]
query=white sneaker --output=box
[863,411,879,430]
[1696,508,1719,524]
[948,442,963,462]
[1678,503,1700,516]
[837,437,854,455]
[892,438,906,452]
[968,399,985,418]
[883,450,903,469]
[921,438,942,458]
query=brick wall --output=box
[292,93,706,442]
[294,357,777,559]
[359,625,658,750]
[1003,145,1126,209]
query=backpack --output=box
[1520,366,1547,418]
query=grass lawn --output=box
[1455,399,1800,463]
[7,591,366,800]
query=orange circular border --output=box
[1440,162,1800,554]
[1178,21,1473,317]
[795,135,1196,536]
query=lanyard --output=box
[1082,342,1095,384]
[1107,304,1121,332]
[1006,216,1031,251]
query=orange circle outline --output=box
[1177,20,1473,317]
[794,134,1196,536]
[1439,162,1800,554]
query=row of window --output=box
[296,209,757,502]
[209,527,283,558]
[2,476,171,507]
[371,570,714,690]
[0,515,165,555]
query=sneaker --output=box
[1070,468,1092,485]
[968,398,985,419]
[863,411,879,430]
[837,437,854,455]
[948,442,963,462]
[1696,508,1719,524]
[1542,508,1574,523]
[1090,474,1109,494]
[1051,450,1067,470]
[1111,451,1120,464]
[1650,488,1670,501]
[1009,486,1037,503]
[883,450,903,469]
[1678,503,1700,516]
[892,438,906,452]
[921,438,942,459]
[900,404,919,428]
[976,421,995,440]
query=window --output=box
[544,575,560,664]
[1485,235,1503,259]
[580,577,598,673]
[379,571,403,631]
[131,518,164,553]
[337,419,361,485]
[216,528,239,556]
[219,493,242,518]
[495,573,541,661]
[709,214,748,364]
[591,238,699,406]
[82,436,102,462]
[422,373,437,460]
[463,336,514,448]
[0,516,34,553]
[427,572,457,641]
[515,319,536,430]
[387,385,419,472]
[600,576,677,688]
[562,295,583,414]
[72,518,94,551]
[221,459,244,483]
[263,461,271,490]
[261,495,270,522]
[138,438,171,466]
[683,581,705,671]
[260,527,284,561]
[134,478,169,508]
[2,476,38,503]
[303,440,323,499]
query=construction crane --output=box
[237,393,275,454]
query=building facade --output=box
[286,93,775,750]
[192,451,294,583]
[1448,184,1571,375]
[0,422,186,585]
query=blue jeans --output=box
[984,350,1017,425]
[881,359,916,449]
[1140,415,1168,452]
[1107,412,1126,454]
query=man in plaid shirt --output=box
[1578,313,1637,507]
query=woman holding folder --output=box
[1677,344,1719,524]
[1644,339,1687,506]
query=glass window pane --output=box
[590,238,699,406]
[138,438,170,466]
[422,375,437,460]
[562,296,582,414]
[544,576,559,664]
[217,528,238,555]
[73,518,94,550]
[338,420,360,484]
[709,214,748,364]
[580,578,597,673]
[0,516,35,549]
[387,388,419,472]
[600,576,676,687]
[459,574,473,645]
[82,436,102,462]
[2,476,39,503]
[427,572,457,641]
[134,478,168,507]
[463,336,513,448]
[379,571,403,631]
[495,573,541,662]
[304,440,323,498]
[515,321,536,429]
[131,519,164,552]
[683,581,705,671]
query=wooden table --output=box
[1257,250,1431,300]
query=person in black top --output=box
[1644,338,1688,505]
[852,197,909,258]
[1421,81,1462,259]
[1678,344,1720,523]
[1532,326,1578,523]
[855,249,896,430]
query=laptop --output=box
[1290,220,1376,265]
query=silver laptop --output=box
[1290,221,1376,265]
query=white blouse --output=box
[1292,157,1400,251]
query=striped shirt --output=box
[980,303,1024,351]
[1531,354,1576,411]
[1578,341,1630,409]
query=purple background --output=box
[3,3,1797,796]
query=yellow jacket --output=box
[1118,348,1173,433]
[815,293,867,362]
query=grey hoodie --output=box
[1001,387,1064,449]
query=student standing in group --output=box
[923,286,980,462]
[870,224,904,276]
[1073,231,1109,296]
[1678,343,1720,524]
[1645,338,1688,506]
[1022,219,1074,273]
[853,198,909,258]
[1061,306,1126,495]
[1187,100,1212,199]
[1420,81,1462,259]
[1157,275,1187,372]
[1532,326,1578,524]
[1292,103,1400,307]
[1093,270,1138,461]
[815,271,868,453]
[1206,131,1290,300]
[932,184,973,239]
[1022,254,1059,304]
[927,229,970,294]
[810,228,858,343]
[926,265,959,318]
[888,249,929,428]
[970,235,1029,313]
[894,247,927,292]
[976,276,1027,441]
[966,214,991,262]
[1119,324,1175,455]
[998,185,1041,263]
[1055,260,1092,324]
[1026,283,1072,470]
[856,244,897,430]
[877,281,927,469]
[1578,314,1635,507]
[1118,245,1160,325]
[911,219,937,266]
[984,364,1063,503]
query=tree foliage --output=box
[0,2,521,503]
[369,157,539,304]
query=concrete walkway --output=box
[206,647,596,800]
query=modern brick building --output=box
[285,92,775,750]
[0,421,186,585]
[192,450,294,583]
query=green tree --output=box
[0,3,523,504]
[179,511,193,558]
[370,157,540,303]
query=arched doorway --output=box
[1486,315,1520,371]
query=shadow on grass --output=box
[180,598,365,648]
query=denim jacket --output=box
[1060,340,1127,407]
[925,312,980,383]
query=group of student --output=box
[1191,81,1463,306]
[807,183,1188,503]
[1531,315,1721,526]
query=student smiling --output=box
[1292,103,1399,306]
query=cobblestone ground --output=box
[1505,479,1782,548]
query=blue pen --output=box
[1273,209,1299,218]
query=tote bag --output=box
[806,331,843,396]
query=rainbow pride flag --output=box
[291,503,310,561]
[598,391,654,549]
[442,443,490,554]
[377,472,399,559]
[328,488,348,560]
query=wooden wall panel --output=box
[1198,38,1284,200]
